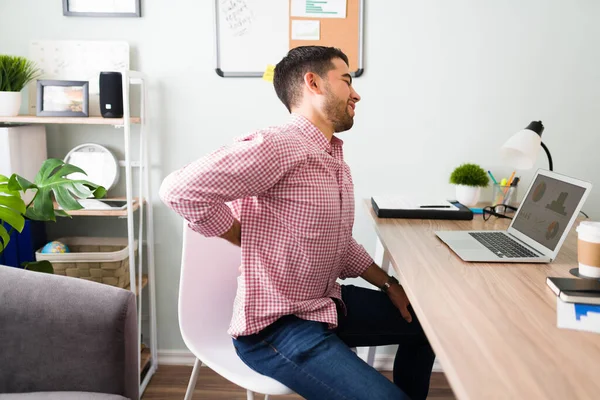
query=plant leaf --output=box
[54,209,70,218]
[23,260,54,274]
[36,158,64,184]
[0,55,40,92]
[9,159,105,222]
[0,194,26,214]
[0,205,25,233]
[90,185,107,199]
[0,223,11,252]
[54,185,83,211]
[70,182,95,199]
[8,174,36,192]
[0,175,19,195]
[53,164,86,178]
[25,206,52,221]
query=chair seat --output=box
[186,338,293,396]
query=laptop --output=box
[435,169,592,263]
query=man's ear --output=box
[303,72,324,95]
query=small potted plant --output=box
[449,163,489,206]
[0,55,40,117]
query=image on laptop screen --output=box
[511,174,587,251]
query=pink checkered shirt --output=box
[160,114,373,338]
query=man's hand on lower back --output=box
[220,219,242,247]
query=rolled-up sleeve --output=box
[159,133,286,237]
[339,237,374,279]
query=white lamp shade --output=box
[500,128,541,169]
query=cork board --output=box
[289,0,363,76]
[215,0,364,77]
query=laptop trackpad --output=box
[450,239,482,251]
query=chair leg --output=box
[246,390,254,400]
[184,358,202,400]
[366,346,377,367]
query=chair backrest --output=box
[178,222,241,347]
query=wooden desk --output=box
[365,200,600,400]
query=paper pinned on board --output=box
[262,65,275,82]
[291,0,347,19]
[291,20,320,40]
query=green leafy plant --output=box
[449,163,489,187]
[0,55,40,92]
[0,159,106,273]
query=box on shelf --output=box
[35,237,138,288]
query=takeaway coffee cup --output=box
[576,221,600,278]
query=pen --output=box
[420,205,452,208]
[503,171,516,196]
[507,171,516,186]
[487,171,498,185]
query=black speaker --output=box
[99,72,124,118]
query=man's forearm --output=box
[361,262,413,322]
[360,262,393,288]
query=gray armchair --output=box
[0,266,138,400]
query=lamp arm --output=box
[540,141,553,171]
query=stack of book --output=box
[547,277,600,334]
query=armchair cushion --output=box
[0,392,129,399]
[0,266,138,400]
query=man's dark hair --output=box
[274,46,349,112]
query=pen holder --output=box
[492,184,518,209]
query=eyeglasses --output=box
[483,204,518,221]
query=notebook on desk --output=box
[371,196,473,220]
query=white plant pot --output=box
[455,185,481,207]
[0,91,22,117]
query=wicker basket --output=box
[35,237,138,288]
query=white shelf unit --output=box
[0,70,158,398]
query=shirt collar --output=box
[289,113,343,153]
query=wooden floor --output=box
[142,365,456,399]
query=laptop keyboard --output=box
[469,232,539,258]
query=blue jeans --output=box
[233,285,435,400]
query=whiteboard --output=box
[215,0,290,77]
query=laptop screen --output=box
[511,174,587,251]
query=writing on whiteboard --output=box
[220,0,254,36]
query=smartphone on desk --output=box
[547,277,600,305]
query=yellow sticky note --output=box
[263,65,275,82]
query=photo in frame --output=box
[36,80,89,117]
[62,0,141,17]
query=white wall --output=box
[1,0,599,353]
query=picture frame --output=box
[36,80,89,117]
[62,0,141,18]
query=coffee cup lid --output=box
[576,221,600,236]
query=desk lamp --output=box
[500,121,553,171]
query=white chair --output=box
[178,223,295,400]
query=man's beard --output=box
[324,91,354,133]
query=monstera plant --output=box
[0,158,106,273]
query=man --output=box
[160,46,435,400]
